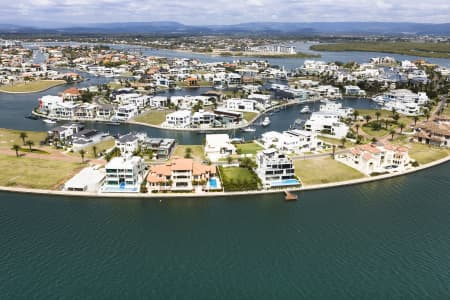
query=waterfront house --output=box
[261,129,322,154]
[256,149,299,189]
[191,110,217,127]
[344,85,366,97]
[116,133,141,156]
[61,88,81,101]
[213,109,243,126]
[204,134,236,162]
[142,138,176,160]
[113,104,139,121]
[48,123,84,141]
[373,89,429,116]
[304,111,349,138]
[64,167,105,193]
[72,129,110,151]
[336,143,411,175]
[164,110,191,128]
[147,158,217,192]
[414,118,450,147]
[102,156,146,193]
[223,98,259,112]
[319,101,354,118]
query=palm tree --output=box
[355,123,360,134]
[392,113,400,123]
[375,111,381,122]
[413,116,419,126]
[184,147,192,159]
[332,144,336,160]
[364,115,372,124]
[389,129,396,140]
[352,110,359,122]
[12,144,20,157]
[398,122,405,134]
[425,112,431,121]
[226,155,233,164]
[19,132,28,145]
[340,137,347,148]
[384,119,390,129]
[92,146,97,158]
[391,107,397,117]
[79,149,86,163]
[25,140,34,152]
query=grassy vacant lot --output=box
[294,157,365,185]
[0,80,66,93]
[219,166,259,191]
[310,42,450,58]
[235,142,263,155]
[173,145,204,160]
[0,128,47,149]
[400,142,449,165]
[243,112,258,122]
[133,110,173,125]
[0,154,84,189]
[318,136,354,148]
[71,138,115,159]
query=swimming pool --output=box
[270,179,300,187]
[209,178,218,188]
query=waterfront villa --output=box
[256,149,299,189]
[414,118,450,147]
[72,129,111,151]
[344,85,366,97]
[304,111,349,138]
[223,98,259,112]
[336,143,411,175]
[261,129,322,154]
[115,132,176,159]
[102,156,146,193]
[319,101,354,118]
[204,134,236,162]
[373,89,429,116]
[164,110,191,128]
[147,158,218,192]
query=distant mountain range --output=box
[1,22,450,35]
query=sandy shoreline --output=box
[1,155,448,199]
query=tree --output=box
[92,146,97,158]
[340,137,346,148]
[25,140,34,152]
[12,144,20,157]
[19,132,28,145]
[79,149,86,163]
[184,147,192,159]
[384,119,390,129]
[355,123,360,134]
[392,113,400,123]
[375,111,381,122]
[226,155,233,164]
[352,110,359,121]
[389,129,396,140]
[398,122,405,134]
[332,144,336,160]
[364,115,372,124]
[425,112,431,121]
[413,116,419,126]
[391,107,397,117]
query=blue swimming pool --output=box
[270,179,300,187]
[209,178,218,188]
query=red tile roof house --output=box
[147,158,217,193]
[61,87,81,101]
[336,143,411,175]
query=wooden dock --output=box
[284,190,298,201]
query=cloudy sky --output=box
[2,0,450,26]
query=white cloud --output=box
[1,0,449,25]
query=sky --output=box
[1,0,449,26]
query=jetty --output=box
[284,190,298,201]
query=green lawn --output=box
[86,138,115,158]
[0,154,85,189]
[235,142,263,155]
[173,145,204,160]
[133,110,173,125]
[0,128,47,149]
[219,166,259,191]
[318,136,354,148]
[243,112,258,122]
[294,157,365,185]
[310,42,450,58]
[0,80,66,93]
[405,143,448,165]
[361,124,390,138]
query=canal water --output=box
[0,162,449,298]
[1,48,449,298]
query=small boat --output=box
[42,119,57,124]
[261,117,271,127]
[106,121,122,126]
[24,114,39,120]
[241,127,256,132]
[300,106,311,114]
[284,190,298,201]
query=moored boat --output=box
[261,117,271,127]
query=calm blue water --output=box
[0,162,449,298]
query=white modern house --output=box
[304,112,349,138]
[164,110,191,128]
[101,156,146,193]
[204,134,236,162]
[344,85,366,96]
[223,98,258,112]
[256,149,299,189]
[115,133,141,155]
[336,143,411,175]
[261,129,322,154]
[373,89,429,116]
[319,101,354,118]
[113,104,139,121]
[191,110,217,127]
